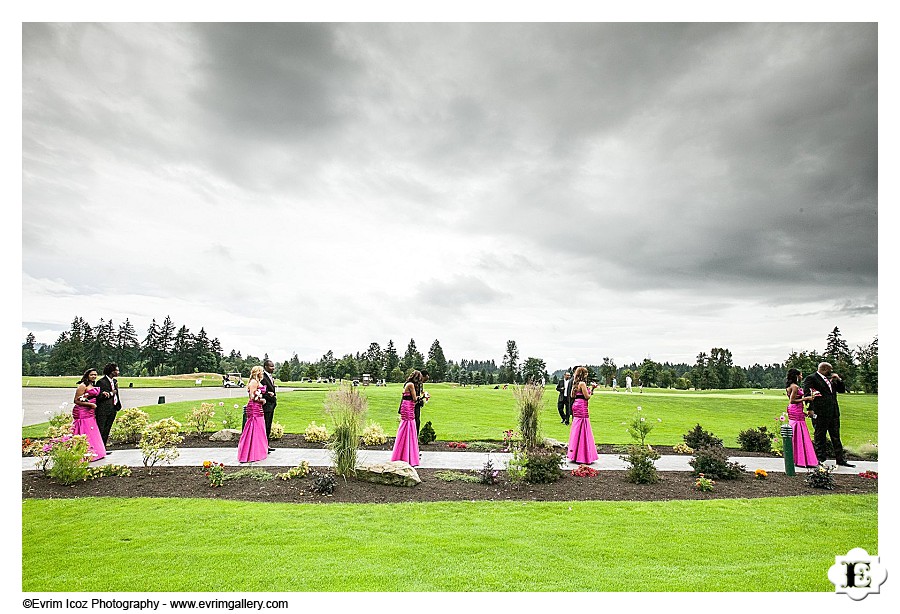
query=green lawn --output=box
[22,494,877,591]
[22,374,229,388]
[22,383,879,449]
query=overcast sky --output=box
[21,22,878,371]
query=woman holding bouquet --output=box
[567,366,599,464]
[71,368,106,461]
[237,365,268,463]
[785,368,818,467]
[390,370,421,466]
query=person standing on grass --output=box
[784,368,818,468]
[625,373,632,393]
[95,362,122,447]
[567,366,599,464]
[803,362,853,467]
[262,359,278,452]
[391,370,421,466]
[556,371,573,425]
[237,366,268,463]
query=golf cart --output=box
[222,372,245,388]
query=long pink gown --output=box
[787,391,818,467]
[72,386,106,461]
[390,392,420,466]
[567,391,599,464]
[237,385,268,463]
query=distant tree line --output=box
[23,319,876,393]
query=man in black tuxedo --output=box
[414,368,430,434]
[803,362,853,467]
[556,371,572,425]
[95,362,122,446]
[262,359,278,452]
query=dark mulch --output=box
[22,466,877,505]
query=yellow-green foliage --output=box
[304,421,329,443]
[270,421,285,440]
[672,442,694,454]
[186,403,216,436]
[140,418,184,471]
[275,461,310,480]
[111,408,150,444]
[361,421,388,445]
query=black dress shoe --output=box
[836,461,855,467]
[268,447,275,452]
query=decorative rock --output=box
[209,429,242,442]
[355,461,421,487]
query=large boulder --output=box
[355,461,421,487]
[209,429,242,442]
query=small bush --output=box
[626,406,655,446]
[737,426,774,453]
[44,434,91,485]
[360,421,388,446]
[479,458,500,484]
[275,462,310,481]
[505,448,527,483]
[186,403,216,437]
[309,471,337,495]
[86,464,131,479]
[203,460,226,487]
[110,408,150,444]
[524,450,564,484]
[140,418,184,473]
[805,464,836,490]
[435,470,480,483]
[694,473,716,492]
[46,411,74,439]
[619,444,661,484]
[304,421,330,443]
[683,424,723,449]
[689,445,745,480]
[418,421,437,446]
[269,422,285,440]
[672,442,694,455]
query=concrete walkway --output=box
[21,446,878,475]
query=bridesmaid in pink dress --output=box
[567,366,599,464]
[391,370,421,466]
[71,368,106,461]
[785,368,819,467]
[237,365,269,463]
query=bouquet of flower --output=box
[251,388,264,404]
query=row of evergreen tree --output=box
[22,317,877,393]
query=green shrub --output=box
[203,461,225,487]
[418,421,436,446]
[524,450,565,484]
[185,403,216,437]
[139,418,184,473]
[86,464,132,479]
[513,383,544,450]
[110,408,150,444]
[672,442,694,454]
[45,434,91,485]
[505,448,527,483]
[683,424,723,449]
[805,464,836,490]
[480,458,500,484]
[269,421,285,440]
[219,403,243,431]
[694,473,716,492]
[626,406,655,446]
[325,385,368,477]
[46,411,74,439]
[619,444,661,484]
[304,421,329,443]
[468,441,503,452]
[224,468,273,482]
[737,426,774,453]
[309,471,336,495]
[360,421,388,446]
[435,470,480,483]
[689,445,745,480]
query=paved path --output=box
[21,446,878,474]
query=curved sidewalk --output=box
[21,447,878,474]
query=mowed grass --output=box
[22,494,877,592]
[22,374,227,388]
[23,383,878,449]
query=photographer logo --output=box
[827,548,887,600]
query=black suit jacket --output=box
[95,376,122,414]
[556,379,571,402]
[262,372,277,410]
[803,372,845,418]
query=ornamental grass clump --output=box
[689,445,745,480]
[110,408,150,444]
[324,385,368,477]
[140,418,184,473]
[512,383,544,450]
